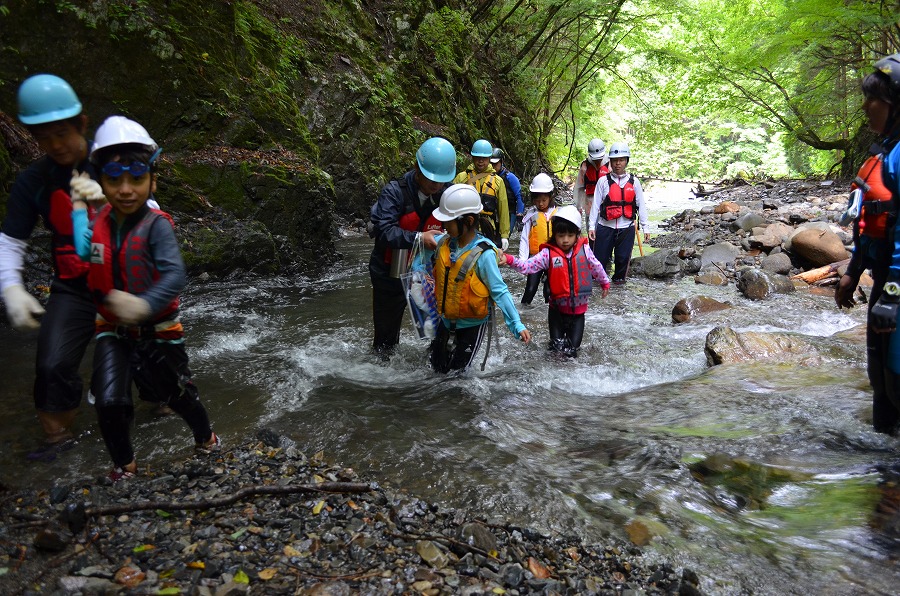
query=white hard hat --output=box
[529,172,554,193]
[608,142,630,159]
[587,138,606,160]
[90,116,158,161]
[552,205,582,229]
[433,184,483,221]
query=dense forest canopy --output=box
[466,0,899,181]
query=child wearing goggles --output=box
[71,116,219,483]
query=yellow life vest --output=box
[528,208,557,256]
[433,238,492,321]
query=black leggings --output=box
[548,308,585,358]
[429,321,488,374]
[867,266,900,434]
[521,271,548,305]
[93,335,212,467]
[34,281,96,412]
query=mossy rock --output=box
[181,219,279,277]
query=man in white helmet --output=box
[588,142,649,284]
[574,138,610,232]
[0,74,102,459]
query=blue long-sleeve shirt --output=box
[414,233,526,338]
[884,138,900,282]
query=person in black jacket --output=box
[369,137,456,356]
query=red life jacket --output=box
[542,238,593,302]
[88,205,179,324]
[856,156,894,240]
[600,174,636,221]
[581,160,609,199]
[383,178,443,265]
[48,189,96,279]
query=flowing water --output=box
[1,184,898,594]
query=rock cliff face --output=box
[0,0,538,277]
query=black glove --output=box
[871,293,900,331]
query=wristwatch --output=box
[884,282,900,297]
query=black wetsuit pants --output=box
[548,308,585,358]
[521,271,548,305]
[35,280,96,412]
[370,268,406,354]
[92,334,212,468]
[867,266,900,434]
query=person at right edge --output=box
[836,53,900,436]
[369,137,456,357]
[0,74,99,460]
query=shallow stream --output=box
[1,185,897,594]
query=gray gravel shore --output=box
[0,430,703,595]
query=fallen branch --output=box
[63,482,371,532]
[791,258,849,284]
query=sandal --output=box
[195,432,221,454]
[26,437,77,462]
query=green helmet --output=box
[17,74,82,125]
[416,137,456,183]
[470,139,493,158]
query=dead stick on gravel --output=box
[87,482,370,517]
[791,258,850,283]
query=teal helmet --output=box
[17,74,83,125]
[416,137,456,183]
[470,139,493,157]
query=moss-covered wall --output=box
[0,0,540,275]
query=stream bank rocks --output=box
[0,434,703,595]
[640,179,858,302]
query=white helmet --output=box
[432,184,483,221]
[552,205,582,229]
[587,138,606,160]
[91,115,158,160]
[529,172,554,193]
[608,142,630,159]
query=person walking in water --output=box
[0,74,100,460]
[71,116,219,481]
[517,172,558,305]
[453,139,509,250]
[588,142,649,284]
[369,137,456,357]
[503,205,609,357]
[417,184,530,373]
[835,53,900,436]
[574,138,609,235]
[490,148,524,235]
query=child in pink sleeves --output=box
[502,205,609,357]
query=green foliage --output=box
[416,8,473,73]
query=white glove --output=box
[70,170,106,203]
[104,289,151,325]
[501,238,509,251]
[2,284,44,331]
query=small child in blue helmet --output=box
[71,116,219,482]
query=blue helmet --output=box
[470,139,493,158]
[416,137,456,183]
[17,74,83,125]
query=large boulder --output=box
[634,249,683,278]
[736,268,794,300]
[694,266,729,286]
[700,242,740,267]
[790,227,849,266]
[705,326,822,365]
[714,201,741,214]
[672,296,732,323]
[733,212,766,232]
[760,252,793,275]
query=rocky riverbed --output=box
[0,431,702,595]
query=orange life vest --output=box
[600,174,636,221]
[856,156,894,240]
[543,238,593,302]
[433,238,492,321]
[528,208,557,256]
[88,205,179,324]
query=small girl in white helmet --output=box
[503,203,610,358]
[415,183,530,373]
[517,172,558,305]
[71,116,219,482]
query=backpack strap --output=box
[455,242,491,282]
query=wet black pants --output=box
[867,269,900,434]
[429,322,488,374]
[371,270,406,354]
[521,271,548,305]
[593,224,635,283]
[548,308,585,358]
